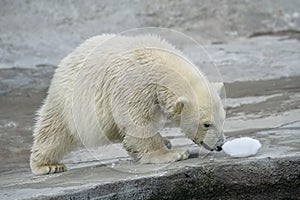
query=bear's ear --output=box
[174,96,188,114]
[212,82,224,96]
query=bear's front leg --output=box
[30,105,76,175]
[123,133,189,164]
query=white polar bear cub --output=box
[30,34,226,175]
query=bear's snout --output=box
[200,140,224,152]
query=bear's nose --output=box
[215,146,222,151]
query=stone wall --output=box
[0,0,299,68]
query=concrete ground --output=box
[0,0,300,199]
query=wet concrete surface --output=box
[1,156,299,199]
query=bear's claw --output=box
[31,164,66,175]
[140,149,190,164]
[178,150,189,160]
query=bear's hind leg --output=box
[123,133,189,164]
[30,108,76,175]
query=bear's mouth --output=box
[200,141,223,152]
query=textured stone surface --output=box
[0,157,299,199]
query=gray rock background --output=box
[1,0,300,93]
[1,0,299,69]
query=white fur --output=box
[30,34,225,174]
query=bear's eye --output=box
[203,123,211,128]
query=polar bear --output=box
[30,34,226,175]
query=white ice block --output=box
[222,137,261,157]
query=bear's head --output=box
[176,82,226,152]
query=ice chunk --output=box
[222,137,261,157]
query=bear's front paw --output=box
[140,149,189,164]
[31,163,66,175]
